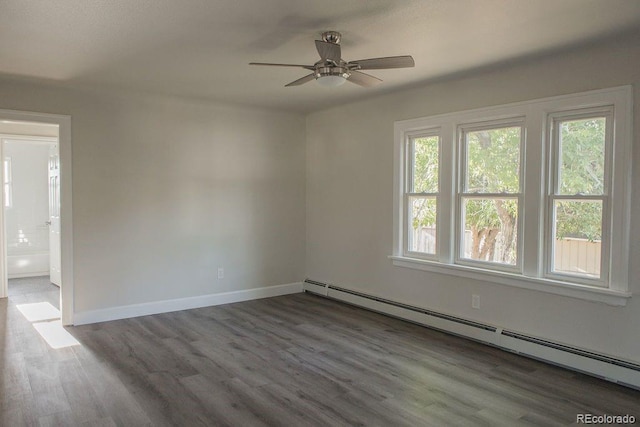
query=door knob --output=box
[45,221,52,226]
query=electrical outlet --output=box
[217,267,224,279]
[472,294,480,309]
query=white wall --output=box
[306,32,640,363]
[4,141,51,277]
[0,80,306,314]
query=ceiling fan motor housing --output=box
[315,66,350,80]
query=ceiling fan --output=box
[250,31,415,88]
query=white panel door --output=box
[49,144,61,286]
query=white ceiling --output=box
[1,0,639,113]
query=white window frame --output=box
[391,86,632,306]
[545,108,613,287]
[456,119,525,273]
[404,129,441,260]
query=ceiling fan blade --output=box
[315,40,341,62]
[348,55,415,70]
[347,71,382,87]
[285,73,316,87]
[250,62,314,70]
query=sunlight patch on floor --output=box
[15,301,80,349]
[33,320,80,349]
[16,302,60,322]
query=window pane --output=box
[461,198,518,265]
[558,117,606,195]
[411,136,439,193]
[465,126,520,193]
[552,200,602,278]
[408,196,436,254]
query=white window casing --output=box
[391,86,633,306]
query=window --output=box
[406,132,439,256]
[392,87,632,304]
[458,122,523,269]
[547,111,611,286]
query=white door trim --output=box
[0,109,73,325]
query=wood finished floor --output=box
[1,278,639,426]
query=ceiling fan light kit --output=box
[315,66,350,87]
[250,31,414,88]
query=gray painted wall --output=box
[306,32,640,363]
[0,80,306,313]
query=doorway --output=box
[3,136,59,309]
[0,110,73,325]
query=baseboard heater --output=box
[303,279,640,390]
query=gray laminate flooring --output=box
[1,280,639,426]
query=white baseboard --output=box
[8,271,49,279]
[73,282,303,326]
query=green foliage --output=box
[464,198,516,229]
[466,127,520,194]
[411,197,436,229]
[554,118,605,241]
[559,118,605,195]
[409,118,605,258]
[411,136,438,228]
[555,200,602,241]
[412,136,439,194]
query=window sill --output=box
[389,255,631,306]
